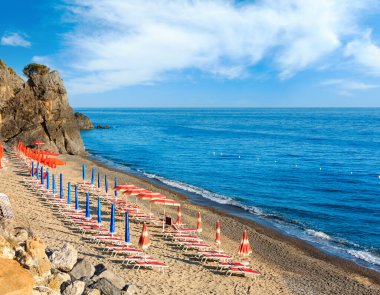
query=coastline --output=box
[78,152,380,292]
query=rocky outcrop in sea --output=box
[0,60,86,155]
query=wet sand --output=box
[1,151,380,295]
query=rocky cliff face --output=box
[0,60,86,155]
[75,112,94,130]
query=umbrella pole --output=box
[162,207,166,232]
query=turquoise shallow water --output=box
[78,108,380,271]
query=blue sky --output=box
[1,0,380,107]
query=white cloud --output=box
[1,32,31,47]
[59,0,376,94]
[321,78,379,95]
[344,30,380,75]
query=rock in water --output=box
[49,242,78,272]
[75,112,94,130]
[70,258,95,280]
[0,258,34,294]
[0,60,86,155]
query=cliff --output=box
[74,112,94,130]
[0,60,86,155]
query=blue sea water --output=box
[78,108,380,271]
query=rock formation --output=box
[75,112,94,130]
[0,60,86,155]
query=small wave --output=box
[347,250,380,266]
[306,229,331,241]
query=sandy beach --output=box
[1,150,380,295]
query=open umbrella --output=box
[238,229,252,259]
[67,182,71,205]
[85,192,91,219]
[138,222,150,251]
[136,192,165,215]
[82,164,86,181]
[216,221,221,251]
[125,212,130,243]
[59,173,63,199]
[197,211,202,233]
[97,197,102,225]
[114,178,118,196]
[123,188,149,204]
[150,198,180,232]
[110,204,116,235]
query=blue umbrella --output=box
[110,204,115,234]
[97,197,102,224]
[46,168,50,189]
[105,174,108,194]
[85,192,90,219]
[31,161,34,177]
[67,182,71,205]
[91,168,95,185]
[75,185,79,211]
[82,164,86,181]
[41,166,44,185]
[36,162,39,179]
[97,172,101,189]
[114,178,118,197]
[125,212,130,243]
[59,173,63,199]
[52,174,56,194]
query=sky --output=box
[1,0,380,108]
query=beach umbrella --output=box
[91,168,95,185]
[59,173,63,199]
[110,204,116,235]
[150,198,180,232]
[215,221,221,251]
[97,172,101,190]
[105,174,108,194]
[125,212,130,243]
[75,185,79,211]
[46,168,50,190]
[114,178,118,196]
[238,229,252,259]
[31,161,34,177]
[82,164,86,181]
[174,206,182,226]
[67,182,71,205]
[136,192,165,214]
[85,192,90,219]
[114,184,136,191]
[97,197,102,225]
[197,211,202,233]
[52,174,56,195]
[41,166,44,185]
[36,162,39,179]
[138,222,150,251]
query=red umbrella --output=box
[238,229,252,258]
[150,198,180,231]
[114,184,137,191]
[138,222,150,251]
[215,220,221,251]
[174,206,182,226]
[136,192,166,215]
[196,211,202,233]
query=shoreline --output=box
[82,153,380,286]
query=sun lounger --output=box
[218,261,247,270]
[180,241,211,251]
[133,261,168,273]
[201,253,232,263]
[226,267,261,279]
[122,254,154,265]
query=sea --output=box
[77,108,380,272]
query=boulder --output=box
[70,258,95,280]
[49,242,78,272]
[75,112,94,130]
[92,268,126,290]
[91,278,121,295]
[122,285,136,295]
[47,272,71,292]
[84,289,101,295]
[0,60,86,155]
[62,280,85,295]
[14,228,29,242]
[0,235,15,259]
[24,237,51,280]
[0,258,34,295]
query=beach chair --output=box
[122,254,154,266]
[200,253,232,263]
[226,267,261,279]
[105,244,142,257]
[133,260,168,274]
[218,261,247,270]
[180,241,212,251]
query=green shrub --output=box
[22,63,50,78]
